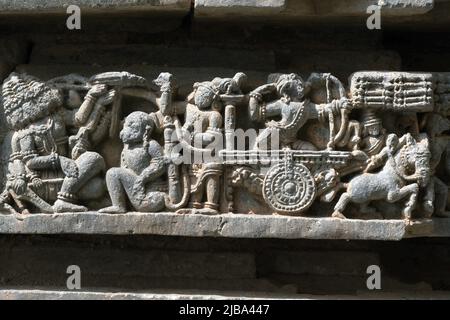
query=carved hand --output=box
[252,83,276,96]
[12,178,27,195]
[98,89,116,105]
[31,177,44,190]
[88,84,108,98]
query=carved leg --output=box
[54,152,105,213]
[204,175,220,212]
[332,192,351,219]
[191,186,204,209]
[387,183,419,220]
[99,168,137,214]
[137,191,166,212]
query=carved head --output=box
[398,133,431,187]
[361,110,383,136]
[413,136,431,187]
[2,73,63,131]
[191,81,220,110]
[275,73,304,102]
[120,111,153,145]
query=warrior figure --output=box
[0,73,106,213]
[167,73,247,214]
[248,73,350,150]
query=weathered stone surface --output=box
[287,50,401,81]
[0,39,28,80]
[195,0,285,16]
[380,0,434,15]
[29,44,276,71]
[0,289,300,300]
[0,0,191,13]
[1,288,450,300]
[0,212,445,240]
[0,246,255,280]
[15,64,268,98]
[194,0,434,18]
[267,251,380,276]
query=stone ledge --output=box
[0,0,434,17]
[0,212,448,240]
[1,288,449,300]
[0,0,191,14]
[194,0,435,18]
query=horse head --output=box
[400,134,431,187]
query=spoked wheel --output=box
[263,162,316,215]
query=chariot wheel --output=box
[263,162,316,215]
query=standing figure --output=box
[420,113,450,217]
[168,73,246,214]
[99,111,167,213]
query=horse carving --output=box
[332,133,431,220]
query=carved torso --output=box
[121,140,163,175]
[183,103,222,134]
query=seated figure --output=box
[99,111,167,213]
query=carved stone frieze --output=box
[0,70,448,223]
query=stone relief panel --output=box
[0,70,448,220]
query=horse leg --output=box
[387,183,419,220]
[332,192,351,219]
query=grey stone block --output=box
[15,64,269,98]
[0,246,256,280]
[0,0,191,13]
[2,288,450,300]
[194,0,434,18]
[379,0,434,15]
[195,0,286,16]
[28,44,276,72]
[0,212,444,240]
[0,39,28,80]
[267,250,380,276]
[0,289,302,300]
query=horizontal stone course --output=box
[1,288,450,300]
[0,0,435,17]
[194,0,435,17]
[0,212,447,240]
[0,0,191,13]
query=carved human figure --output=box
[420,113,450,217]
[359,110,386,157]
[248,73,350,150]
[69,84,116,159]
[158,73,246,214]
[68,72,148,160]
[99,111,167,213]
[1,73,106,213]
